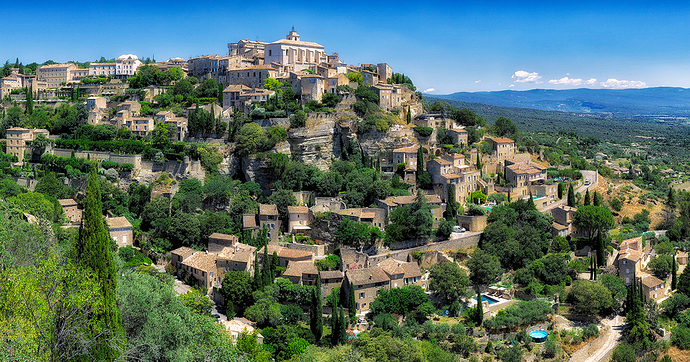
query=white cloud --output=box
[475,80,481,83]
[508,84,515,88]
[599,78,647,89]
[422,88,436,93]
[512,70,542,83]
[548,77,598,86]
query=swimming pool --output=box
[481,295,500,305]
[529,330,548,343]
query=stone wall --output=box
[368,233,481,265]
[274,241,334,257]
[52,148,142,169]
[12,177,38,191]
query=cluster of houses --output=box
[169,229,423,315]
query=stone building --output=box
[243,204,282,242]
[264,28,327,71]
[59,199,82,223]
[345,267,391,313]
[36,63,78,88]
[287,205,311,234]
[115,54,142,77]
[642,275,666,302]
[88,63,116,76]
[3,127,49,163]
[106,216,133,247]
[486,137,515,161]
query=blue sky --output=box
[2,1,689,94]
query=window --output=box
[359,292,365,299]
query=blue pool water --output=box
[481,295,500,305]
[529,330,548,343]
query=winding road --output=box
[578,315,624,362]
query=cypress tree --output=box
[339,307,347,345]
[339,281,348,307]
[557,182,564,199]
[593,191,600,206]
[349,282,356,322]
[253,251,261,288]
[584,189,591,206]
[406,105,411,124]
[310,273,323,342]
[527,191,535,209]
[270,251,278,282]
[25,85,33,115]
[567,184,575,207]
[417,146,424,176]
[76,171,125,360]
[476,155,482,176]
[475,290,483,325]
[672,252,677,290]
[330,297,340,345]
[446,186,457,221]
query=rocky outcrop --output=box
[287,113,344,171]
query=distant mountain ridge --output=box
[434,87,690,117]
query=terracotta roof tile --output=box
[278,248,313,260]
[182,251,217,273]
[320,270,344,280]
[288,206,309,214]
[346,267,390,286]
[58,198,78,206]
[283,260,318,277]
[259,204,279,216]
[642,275,664,288]
[106,217,132,229]
[489,136,514,144]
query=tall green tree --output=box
[25,85,33,115]
[417,147,424,176]
[339,307,347,345]
[584,189,591,206]
[76,171,125,360]
[446,186,458,221]
[557,182,564,199]
[310,273,323,342]
[349,282,356,322]
[567,184,575,207]
[475,289,484,325]
[671,253,677,291]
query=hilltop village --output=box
[1,29,690,362]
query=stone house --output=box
[59,199,81,223]
[335,208,386,230]
[370,83,402,111]
[486,137,515,161]
[392,146,419,170]
[106,216,133,247]
[376,194,445,223]
[260,244,314,269]
[300,74,325,102]
[641,275,666,302]
[447,128,468,146]
[340,248,369,271]
[117,100,141,116]
[551,205,577,238]
[287,205,311,234]
[36,63,78,88]
[128,117,153,136]
[345,267,391,313]
[264,29,327,71]
[377,258,422,289]
[677,251,688,265]
[283,260,319,286]
[320,270,345,297]
[428,154,484,205]
[171,247,196,269]
[618,248,643,285]
[178,251,218,290]
[326,73,349,94]
[3,127,50,164]
[243,204,282,242]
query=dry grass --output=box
[593,176,667,229]
[663,346,690,362]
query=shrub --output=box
[101,160,119,169]
[119,163,135,172]
[413,126,433,137]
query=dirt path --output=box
[577,315,624,362]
